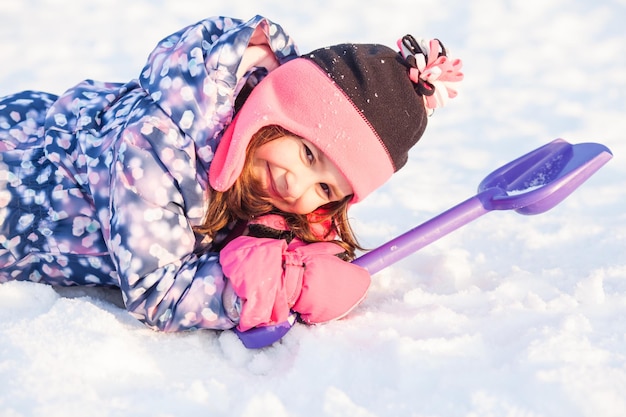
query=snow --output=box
[1,0,625,416]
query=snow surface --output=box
[1,1,625,416]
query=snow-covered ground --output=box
[1,1,625,416]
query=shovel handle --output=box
[353,188,502,274]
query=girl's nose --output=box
[285,171,313,201]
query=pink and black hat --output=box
[209,35,463,203]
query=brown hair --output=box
[195,125,362,258]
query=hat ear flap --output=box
[209,113,250,192]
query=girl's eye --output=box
[303,142,331,198]
[304,144,314,163]
[320,183,331,198]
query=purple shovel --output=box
[234,139,613,348]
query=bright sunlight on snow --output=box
[1,1,625,416]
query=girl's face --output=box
[251,134,353,214]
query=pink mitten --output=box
[220,236,371,331]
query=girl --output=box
[0,15,463,341]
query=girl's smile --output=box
[252,134,353,214]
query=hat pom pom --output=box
[397,35,464,113]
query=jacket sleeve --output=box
[105,16,298,332]
[108,115,241,332]
[138,15,299,175]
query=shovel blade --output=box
[478,139,613,214]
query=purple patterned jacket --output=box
[0,15,298,331]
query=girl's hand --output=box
[219,236,371,331]
[236,44,280,79]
